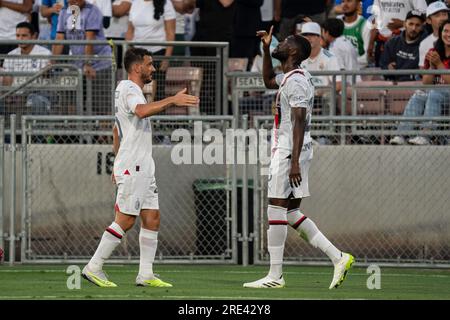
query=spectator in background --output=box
[338,0,371,68]
[391,19,450,145]
[105,0,132,69]
[322,18,360,74]
[380,10,427,81]
[126,0,176,72]
[334,0,373,18]
[368,0,427,67]
[87,0,112,28]
[230,0,263,69]
[2,22,52,115]
[300,21,341,143]
[291,14,313,35]
[171,0,196,56]
[191,0,235,56]
[53,0,113,115]
[419,1,449,68]
[41,0,68,40]
[0,0,33,64]
[274,0,330,41]
[259,0,274,32]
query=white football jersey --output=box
[114,80,155,177]
[272,69,314,159]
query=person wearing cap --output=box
[380,10,427,81]
[419,1,449,68]
[367,0,427,67]
[300,22,342,118]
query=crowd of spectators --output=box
[0,0,449,144]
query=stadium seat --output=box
[165,67,202,115]
[228,58,249,72]
[386,81,422,115]
[344,81,393,115]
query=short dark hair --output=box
[124,47,152,73]
[16,22,36,35]
[322,18,345,38]
[289,35,312,65]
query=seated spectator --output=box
[367,0,427,67]
[300,22,342,112]
[53,0,113,115]
[380,10,427,82]
[2,22,52,115]
[338,0,371,68]
[390,19,450,145]
[419,1,449,68]
[0,0,33,64]
[322,18,359,75]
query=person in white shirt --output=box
[419,1,449,68]
[0,0,33,63]
[2,22,52,114]
[300,22,342,119]
[322,18,360,74]
[243,26,354,290]
[126,0,176,72]
[82,47,199,288]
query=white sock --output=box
[288,209,342,264]
[267,205,287,279]
[139,228,158,279]
[88,222,125,272]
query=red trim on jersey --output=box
[106,227,123,239]
[269,220,288,225]
[273,69,305,149]
[115,203,120,212]
[292,216,307,229]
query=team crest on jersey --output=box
[135,200,140,210]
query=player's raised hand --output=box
[172,88,200,107]
[256,25,273,50]
[289,161,302,189]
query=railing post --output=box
[241,114,249,266]
[0,116,4,252]
[21,116,28,263]
[9,114,16,265]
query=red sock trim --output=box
[292,216,307,229]
[106,227,123,239]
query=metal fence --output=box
[0,40,229,126]
[2,115,237,264]
[248,116,450,267]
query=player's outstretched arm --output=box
[134,88,199,118]
[256,26,279,89]
[289,107,306,188]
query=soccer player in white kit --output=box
[243,27,354,289]
[82,47,199,287]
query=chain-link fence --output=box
[12,115,237,264]
[249,115,450,267]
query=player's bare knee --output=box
[141,210,160,231]
[114,212,136,232]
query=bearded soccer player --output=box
[82,47,199,287]
[243,27,354,289]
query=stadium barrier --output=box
[0,40,229,124]
[247,115,450,267]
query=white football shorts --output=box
[268,144,313,199]
[115,173,159,215]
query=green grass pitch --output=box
[0,264,449,300]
